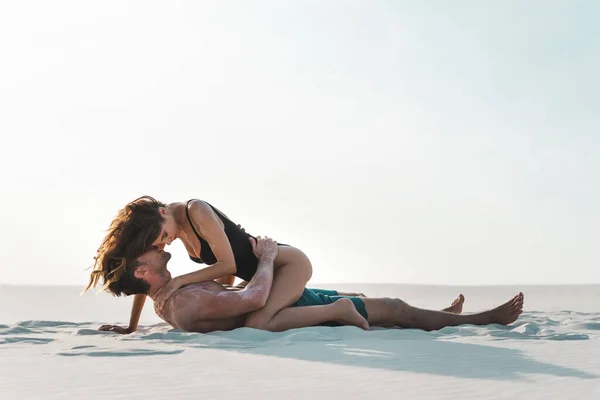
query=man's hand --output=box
[98,324,133,334]
[249,236,278,261]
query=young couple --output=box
[86,196,524,333]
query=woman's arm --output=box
[154,200,239,310]
[175,200,238,285]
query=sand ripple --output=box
[0,312,598,355]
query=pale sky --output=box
[1,0,598,286]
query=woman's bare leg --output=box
[364,293,524,330]
[244,246,314,330]
[332,293,465,314]
[246,299,369,332]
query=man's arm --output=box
[172,237,278,328]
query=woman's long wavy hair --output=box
[84,196,166,296]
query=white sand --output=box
[1,284,599,399]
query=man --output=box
[104,237,524,333]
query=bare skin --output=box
[164,286,522,333]
[105,238,370,333]
[441,294,465,314]
[158,201,313,332]
[110,240,524,333]
[163,281,370,332]
[104,238,504,334]
[100,199,315,334]
[100,289,465,334]
[154,201,313,327]
[364,293,524,330]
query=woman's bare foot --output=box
[334,298,370,330]
[482,292,524,325]
[442,294,465,314]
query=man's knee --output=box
[378,297,402,312]
[390,298,409,309]
[373,297,409,319]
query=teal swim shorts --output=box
[292,288,368,322]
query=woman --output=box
[86,196,365,333]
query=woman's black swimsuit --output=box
[185,199,261,282]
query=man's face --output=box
[134,249,172,281]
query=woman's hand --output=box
[98,324,134,334]
[153,278,182,314]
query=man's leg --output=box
[284,291,465,330]
[242,288,476,332]
[318,288,465,314]
[363,293,524,331]
[314,288,466,315]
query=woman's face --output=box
[151,208,178,250]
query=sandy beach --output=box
[2,1,599,399]
[2,284,599,399]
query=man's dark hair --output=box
[84,196,165,296]
[107,257,151,296]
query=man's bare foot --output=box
[483,292,524,325]
[334,298,370,330]
[442,294,465,314]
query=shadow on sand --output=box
[128,325,597,381]
[224,331,597,380]
[4,319,597,380]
